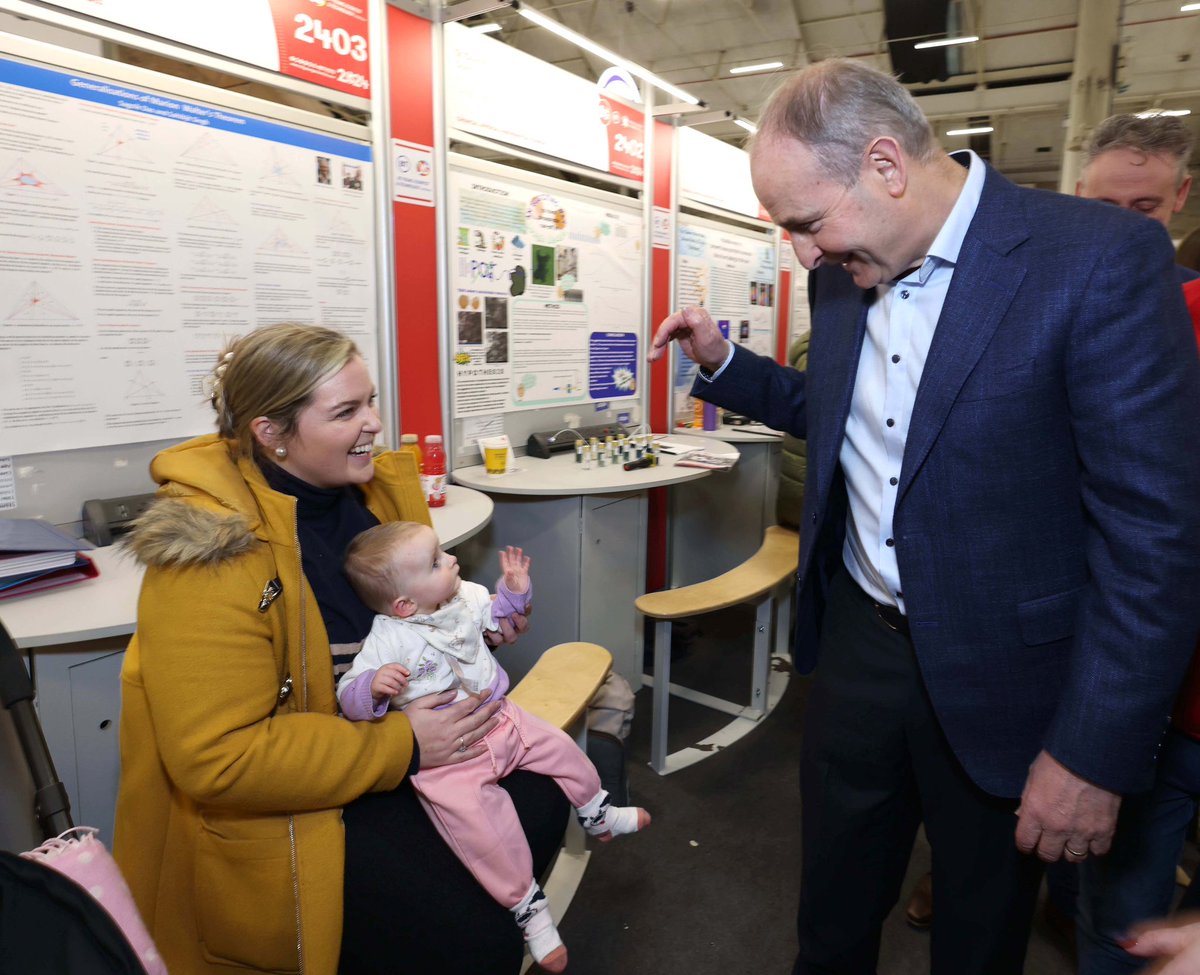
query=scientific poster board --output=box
[671,214,777,425]
[0,48,378,458]
[447,159,644,439]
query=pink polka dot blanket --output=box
[20,827,165,975]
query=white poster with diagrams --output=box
[0,53,376,455]
[448,164,643,419]
[672,215,777,421]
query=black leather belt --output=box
[873,600,910,636]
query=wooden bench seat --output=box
[507,641,611,971]
[508,641,612,731]
[637,526,798,774]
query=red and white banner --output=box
[39,0,371,98]
[446,24,644,182]
[600,96,644,180]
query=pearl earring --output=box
[275,446,288,459]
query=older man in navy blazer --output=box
[652,60,1200,974]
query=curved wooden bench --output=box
[508,641,612,731]
[508,641,611,970]
[637,525,799,775]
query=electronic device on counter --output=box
[81,493,157,546]
[526,422,627,459]
[721,412,753,426]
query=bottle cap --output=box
[426,434,443,444]
[400,433,418,444]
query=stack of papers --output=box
[0,519,97,600]
[674,450,738,471]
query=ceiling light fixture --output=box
[734,117,758,133]
[1182,3,1200,11]
[471,22,503,33]
[946,125,994,136]
[729,61,784,75]
[514,2,702,105]
[914,34,980,50]
[1136,108,1192,117]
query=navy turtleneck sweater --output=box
[260,461,379,678]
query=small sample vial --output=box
[575,440,583,464]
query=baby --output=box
[339,521,650,972]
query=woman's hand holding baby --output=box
[407,690,502,767]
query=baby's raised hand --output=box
[370,663,410,703]
[499,545,531,595]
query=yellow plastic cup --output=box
[483,443,508,475]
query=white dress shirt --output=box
[841,150,985,612]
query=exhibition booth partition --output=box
[0,0,803,844]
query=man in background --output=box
[1077,112,1196,282]
[1068,112,1200,975]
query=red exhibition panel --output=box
[387,6,441,438]
[647,117,675,592]
[777,232,792,365]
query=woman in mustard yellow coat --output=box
[114,324,563,975]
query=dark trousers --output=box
[340,772,568,975]
[795,571,1043,975]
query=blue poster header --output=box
[0,55,372,162]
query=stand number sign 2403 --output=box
[294,14,368,62]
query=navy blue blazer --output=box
[699,163,1200,797]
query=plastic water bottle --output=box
[423,435,446,508]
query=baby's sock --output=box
[575,789,651,842]
[512,880,567,973]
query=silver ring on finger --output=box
[457,735,467,753]
[1065,845,1087,858]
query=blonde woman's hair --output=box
[209,323,359,458]
[344,521,430,614]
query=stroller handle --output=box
[0,618,74,838]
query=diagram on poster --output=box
[449,167,643,419]
[0,54,377,455]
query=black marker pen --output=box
[624,456,657,471]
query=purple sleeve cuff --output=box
[340,669,389,721]
[491,578,532,624]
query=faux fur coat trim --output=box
[123,498,257,568]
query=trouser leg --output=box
[795,570,1042,975]
[506,703,603,808]
[1076,730,1200,975]
[911,672,1043,975]
[793,570,924,975]
[412,717,534,909]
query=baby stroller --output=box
[0,617,162,974]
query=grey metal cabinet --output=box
[455,491,647,691]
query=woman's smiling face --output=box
[275,356,382,488]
